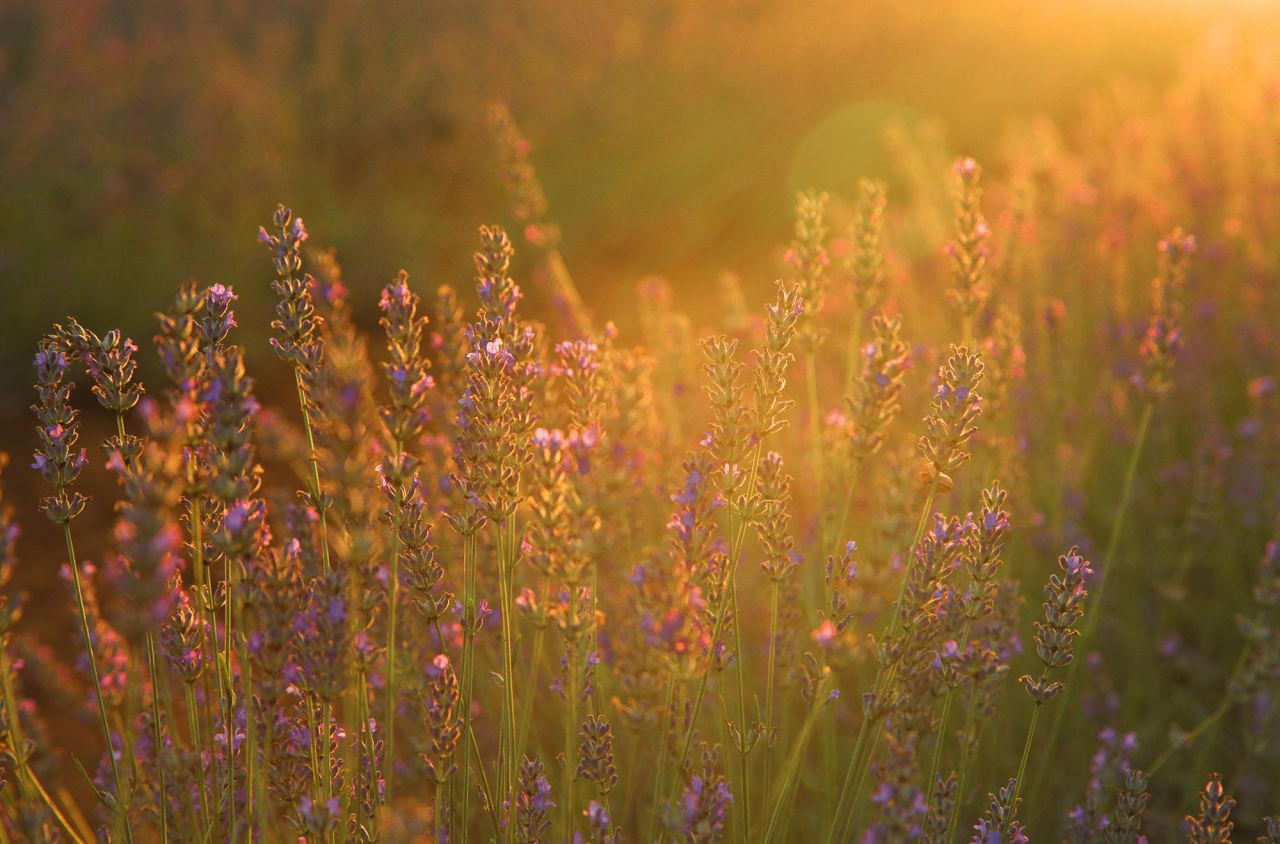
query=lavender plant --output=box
[4,72,1280,844]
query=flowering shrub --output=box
[3,51,1280,844]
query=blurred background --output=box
[4,1,1280,829]
[1,0,1278,556]
[4,0,1279,414]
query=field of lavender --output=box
[4,11,1280,844]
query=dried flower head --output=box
[576,715,619,794]
[421,654,461,784]
[32,337,88,525]
[1136,228,1195,401]
[261,203,324,383]
[1185,772,1234,844]
[1021,546,1092,704]
[787,190,831,351]
[847,312,911,459]
[58,318,145,418]
[918,345,984,489]
[513,755,555,843]
[945,156,992,333]
[160,576,207,684]
[970,778,1027,844]
[847,179,889,313]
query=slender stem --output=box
[1012,703,1042,807]
[459,530,479,839]
[186,684,214,835]
[57,784,97,843]
[828,477,940,842]
[145,633,170,842]
[21,765,90,844]
[762,578,782,809]
[1032,401,1153,802]
[1148,647,1248,778]
[323,700,333,803]
[435,779,447,843]
[673,444,765,775]
[826,703,871,844]
[546,249,594,338]
[729,583,753,842]
[564,608,578,844]
[647,673,678,844]
[64,525,134,843]
[830,461,864,566]
[517,582,551,756]
[304,694,321,804]
[2,649,87,843]
[223,551,236,841]
[385,527,400,804]
[827,309,865,555]
[946,683,982,843]
[806,351,824,501]
[845,728,884,838]
[242,650,258,838]
[497,518,520,844]
[466,715,503,841]
[1082,402,1154,643]
[1149,700,1229,779]
[355,666,370,840]
[923,619,975,815]
[842,309,866,403]
[292,369,331,574]
[189,497,224,779]
[762,676,831,844]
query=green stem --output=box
[806,351,824,502]
[673,444,765,776]
[842,309,866,403]
[186,684,214,835]
[923,620,975,816]
[497,519,519,844]
[29,770,90,844]
[1012,703,1042,807]
[826,703,871,844]
[830,461,864,565]
[845,728,883,839]
[828,477,940,842]
[304,694,321,803]
[516,583,551,756]
[647,673,678,844]
[1148,647,1248,778]
[355,667,370,839]
[1031,400,1153,802]
[223,552,236,841]
[564,585,579,843]
[435,780,447,842]
[190,498,224,769]
[2,649,87,843]
[762,577,782,812]
[546,249,594,338]
[946,684,982,843]
[242,648,258,838]
[762,674,832,844]
[293,369,331,574]
[459,530,479,839]
[1082,402,1154,643]
[323,700,333,802]
[64,524,134,843]
[728,583,753,842]
[145,633,170,842]
[385,527,400,804]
